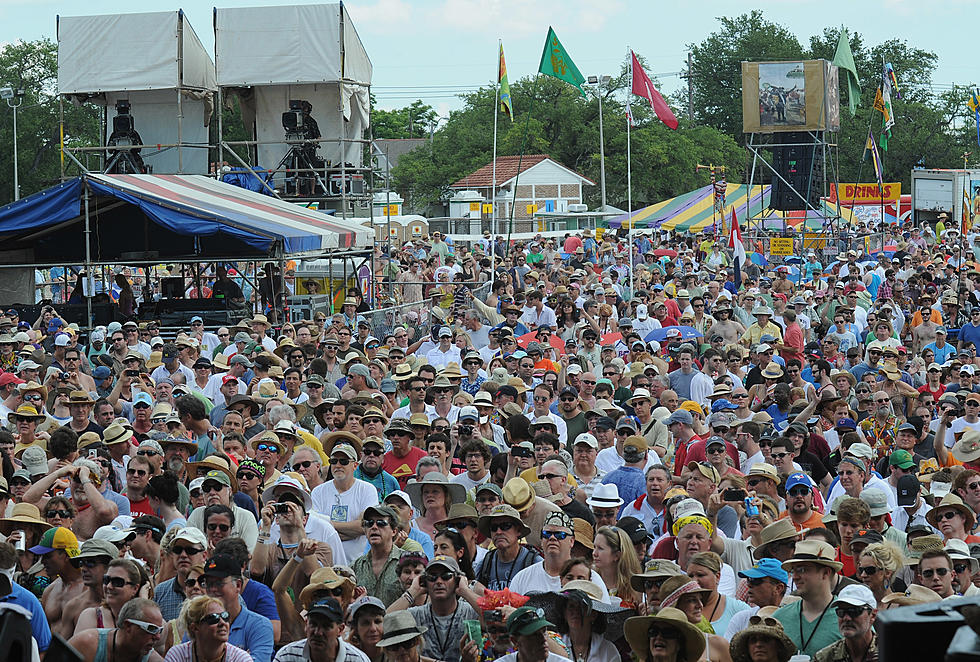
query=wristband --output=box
[290,553,303,564]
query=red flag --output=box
[630,50,678,130]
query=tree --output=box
[0,39,100,204]
[372,100,437,139]
[686,11,805,138]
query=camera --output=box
[274,503,291,515]
[723,488,746,502]
[125,369,140,378]
[459,425,474,437]
[59,372,71,381]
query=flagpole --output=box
[491,39,500,277]
[627,47,634,295]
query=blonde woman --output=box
[592,526,642,608]
[164,595,252,662]
[857,541,906,609]
[687,551,750,637]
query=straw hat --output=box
[321,431,363,457]
[624,607,705,662]
[880,584,942,607]
[926,493,976,531]
[477,504,531,538]
[298,566,355,609]
[186,455,239,492]
[405,473,466,514]
[761,362,784,380]
[753,519,807,560]
[0,503,49,536]
[780,540,843,572]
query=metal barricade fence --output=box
[360,281,491,344]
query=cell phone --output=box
[723,488,747,501]
[125,369,140,377]
[463,619,482,644]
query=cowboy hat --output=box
[439,362,462,379]
[624,607,705,662]
[7,405,45,425]
[249,314,271,329]
[952,428,980,463]
[753,519,807,560]
[321,430,363,458]
[630,559,684,592]
[377,611,427,648]
[926,493,976,531]
[186,455,239,492]
[477,504,531,538]
[298,566,355,609]
[0,503,50,536]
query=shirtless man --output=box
[773,268,795,297]
[912,305,941,355]
[62,539,116,638]
[23,460,118,540]
[35,526,86,639]
[705,301,745,346]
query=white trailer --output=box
[911,168,980,226]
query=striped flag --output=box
[729,208,745,290]
[863,128,885,195]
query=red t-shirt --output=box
[383,447,429,489]
[836,548,856,577]
[918,383,946,400]
[676,439,740,476]
[127,496,155,516]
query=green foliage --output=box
[372,100,437,139]
[0,38,100,203]
[392,62,744,214]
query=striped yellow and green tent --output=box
[608,183,856,233]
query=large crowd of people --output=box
[2,220,980,662]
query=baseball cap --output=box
[889,449,915,470]
[203,554,242,578]
[507,607,553,637]
[835,417,857,431]
[784,473,811,492]
[738,558,789,584]
[307,597,344,623]
[897,474,921,507]
[573,433,598,449]
[171,526,208,549]
[832,583,877,609]
[458,406,479,423]
[616,517,653,545]
[29,526,80,556]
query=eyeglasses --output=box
[921,567,950,578]
[771,452,789,460]
[126,619,164,636]
[648,626,682,640]
[172,545,204,557]
[201,483,224,494]
[539,473,564,480]
[103,576,136,588]
[200,611,230,626]
[256,443,279,453]
[955,563,971,574]
[362,519,391,528]
[329,458,353,466]
[835,606,869,619]
[541,530,570,540]
[489,521,515,532]
[207,523,231,533]
[425,571,456,582]
[856,565,879,576]
[937,510,960,521]
[127,468,148,477]
[706,446,727,454]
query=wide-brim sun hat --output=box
[729,615,796,662]
[404,472,466,514]
[624,607,705,662]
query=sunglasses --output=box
[921,567,949,578]
[856,565,879,576]
[127,468,148,477]
[648,626,682,640]
[237,472,260,481]
[362,448,384,457]
[425,571,456,582]
[103,575,136,588]
[835,606,869,619]
[489,521,515,532]
[46,509,72,518]
[362,519,391,528]
[207,523,231,532]
[127,619,164,636]
[256,443,279,453]
[200,611,230,626]
[172,545,204,557]
[771,452,789,460]
[955,563,971,574]
[787,487,810,498]
[541,530,570,540]
[329,458,353,466]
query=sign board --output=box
[380,204,399,216]
[829,182,901,204]
[742,59,839,133]
[411,225,423,237]
[482,204,493,214]
[802,233,829,250]
[469,202,481,212]
[769,237,794,256]
[389,228,399,238]
[526,204,539,215]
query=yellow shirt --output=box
[296,430,329,465]
[740,321,784,346]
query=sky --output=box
[0,0,977,120]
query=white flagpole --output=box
[627,48,634,294]
[490,40,500,278]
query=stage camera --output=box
[282,100,320,141]
[106,98,146,174]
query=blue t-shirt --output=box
[241,579,279,623]
[1,581,51,652]
[960,323,980,350]
[924,341,956,364]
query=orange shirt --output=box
[778,509,827,531]
[910,309,943,327]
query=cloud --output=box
[345,0,413,33]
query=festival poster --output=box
[758,62,806,126]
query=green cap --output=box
[202,470,232,489]
[506,607,553,636]
[889,449,915,470]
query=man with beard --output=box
[354,436,399,499]
[68,598,165,662]
[859,390,902,451]
[311,439,379,562]
[35,526,84,638]
[556,386,587,446]
[161,436,197,486]
[152,527,208,620]
[187,470,259,547]
[814,585,879,662]
[401,555,479,662]
[60,539,116,637]
[383,419,428,489]
[778,472,826,531]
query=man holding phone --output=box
[401,555,479,662]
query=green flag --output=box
[538,27,586,98]
[832,27,860,117]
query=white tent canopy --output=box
[57,11,216,94]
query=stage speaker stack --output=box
[877,595,980,661]
[770,131,824,211]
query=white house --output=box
[449,155,595,232]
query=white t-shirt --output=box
[595,447,662,474]
[310,479,379,562]
[509,561,611,602]
[826,475,898,512]
[190,375,224,405]
[269,511,348,566]
[450,471,489,492]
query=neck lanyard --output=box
[429,602,459,659]
[797,595,833,654]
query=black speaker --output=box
[161,277,185,299]
[0,606,36,662]
[770,131,824,211]
[876,595,978,662]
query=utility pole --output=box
[586,75,611,211]
[687,52,694,122]
[1,87,24,200]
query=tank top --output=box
[94,628,152,662]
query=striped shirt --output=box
[273,638,370,662]
[164,642,254,662]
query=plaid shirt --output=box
[152,576,186,622]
